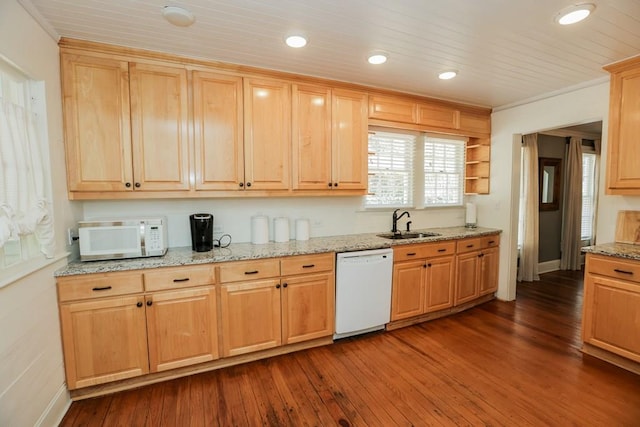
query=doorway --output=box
[517,121,602,281]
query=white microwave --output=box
[78,218,168,261]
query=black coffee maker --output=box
[190,213,214,252]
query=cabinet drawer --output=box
[587,255,640,284]
[394,244,429,261]
[281,253,334,276]
[421,241,456,258]
[219,259,281,283]
[144,265,215,292]
[57,271,143,302]
[456,238,483,254]
[482,235,500,249]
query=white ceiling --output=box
[21,0,640,108]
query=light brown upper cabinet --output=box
[604,56,640,194]
[292,85,368,192]
[192,71,244,190]
[62,53,132,192]
[129,63,190,191]
[243,78,291,191]
[368,94,417,123]
[416,103,460,129]
[62,53,190,194]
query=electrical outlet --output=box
[67,228,79,246]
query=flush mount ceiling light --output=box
[555,3,596,25]
[438,70,458,80]
[285,35,307,48]
[368,53,388,65]
[162,6,195,27]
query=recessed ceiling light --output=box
[438,70,458,80]
[162,6,195,27]
[285,35,307,48]
[368,53,388,65]
[555,3,596,25]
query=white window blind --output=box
[581,152,596,240]
[366,131,415,207]
[423,136,465,207]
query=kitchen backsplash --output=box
[82,198,467,248]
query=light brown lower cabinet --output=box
[219,253,335,357]
[582,254,640,365]
[454,236,499,305]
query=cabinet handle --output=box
[92,286,112,291]
[173,278,190,282]
[244,270,259,275]
[134,182,141,188]
[302,264,315,268]
[125,182,131,188]
[239,182,244,188]
[246,182,252,187]
[283,283,288,288]
[437,248,446,252]
[136,302,143,308]
[466,244,474,248]
[276,284,281,289]
[488,240,495,244]
[146,300,153,306]
[407,252,417,256]
[614,268,634,275]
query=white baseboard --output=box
[35,384,71,427]
[538,259,560,274]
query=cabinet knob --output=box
[246,182,252,187]
[276,284,281,289]
[283,283,288,288]
[136,302,143,308]
[125,182,131,188]
[328,183,333,187]
[239,182,244,188]
[134,182,141,188]
[146,300,153,306]
[428,263,432,267]
[423,264,427,268]
[334,183,338,187]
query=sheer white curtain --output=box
[0,96,55,258]
[560,137,582,270]
[518,133,540,282]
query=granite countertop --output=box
[582,242,640,261]
[55,226,502,277]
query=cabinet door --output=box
[193,71,244,190]
[455,251,480,305]
[129,62,190,191]
[583,275,640,362]
[331,89,368,190]
[416,103,460,129]
[606,64,640,192]
[282,272,335,344]
[61,53,132,192]
[424,256,455,313]
[59,295,148,389]
[145,287,218,372]
[292,84,332,190]
[220,279,282,356]
[479,247,499,295]
[391,260,426,321]
[243,78,291,190]
[368,94,416,123]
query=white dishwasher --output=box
[334,248,394,339]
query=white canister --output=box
[274,217,290,242]
[251,216,269,244]
[295,219,310,241]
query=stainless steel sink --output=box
[377,231,441,240]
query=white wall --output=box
[484,80,640,301]
[83,198,468,247]
[0,1,78,425]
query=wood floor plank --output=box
[58,271,640,426]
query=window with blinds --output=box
[581,152,597,240]
[366,131,415,207]
[423,137,465,207]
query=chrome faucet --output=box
[392,209,410,234]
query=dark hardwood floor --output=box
[60,270,640,426]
